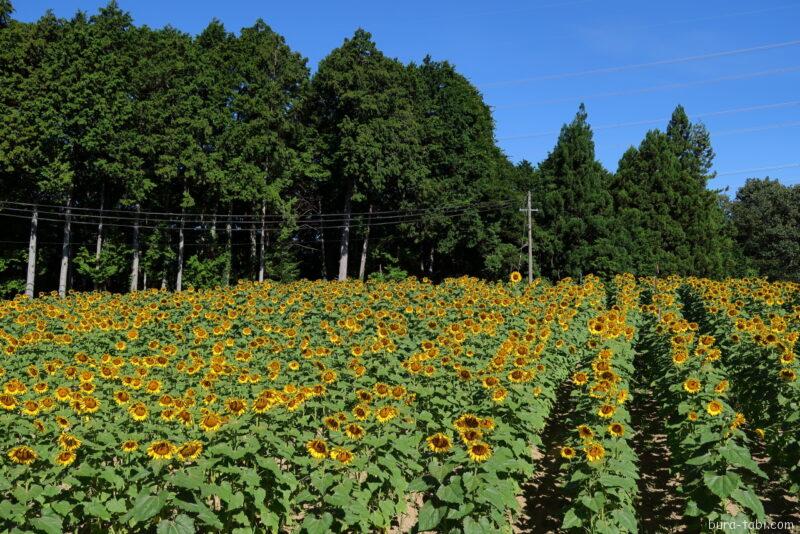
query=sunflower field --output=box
[0,274,797,533]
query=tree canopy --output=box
[0,1,795,296]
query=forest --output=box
[1,1,798,297]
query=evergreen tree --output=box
[611,106,735,277]
[731,178,800,280]
[305,29,424,280]
[536,104,616,278]
[405,57,515,278]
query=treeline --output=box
[0,2,796,297]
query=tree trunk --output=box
[160,272,167,291]
[58,194,72,298]
[223,205,232,286]
[94,189,104,291]
[258,201,266,282]
[130,204,140,292]
[249,211,257,279]
[176,208,185,292]
[25,206,38,298]
[318,199,327,280]
[428,246,434,276]
[358,204,372,281]
[337,179,353,281]
[143,271,147,290]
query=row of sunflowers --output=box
[0,274,797,533]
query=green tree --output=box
[611,106,735,277]
[405,57,516,279]
[730,178,800,280]
[536,104,616,279]
[306,29,424,280]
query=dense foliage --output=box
[0,1,796,298]
[0,274,797,532]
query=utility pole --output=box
[520,191,539,283]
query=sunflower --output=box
[491,387,508,403]
[584,442,606,463]
[177,440,203,462]
[779,368,797,381]
[321,370,337,384]
[597,404,615,419]
[344,423,365,440]
[454,414,481,431]
[427,433,452,453]
[147,440,176,460]
[714,380,729,394]
[572,372,589,386]
[113,390,130,405]
[7,445,37,465]
[687,411,699,422]
[21,400,40,416]
[672,351,688,365]
[55,450,76,467]
[58,433,81,451]
[683,378,701,394]
[560,446,576,460]
[459,428,483,444]
[731,412,746,429]
[607,422,625,437]
[329,448,354,465]
[373,383,390,397]
[252,397,273,414]
[77,396,100,414]
[482,376,500,389]
[375,406,398,424]
[352,404,371,421]
[0,394,17,411]
[128,403,149,421]
[225,398,247,416]
[508,369,531,383]
[707,400,724,416]
[577,425,594,440]
[121,440,139,453]
[467,441,492,462]
[306,439,328,460]
[199,412,223,432]
[323,416,340,431]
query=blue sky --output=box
[13,0,800,194]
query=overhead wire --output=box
[0,201,516,232]
[491,65,800,110]
[498,100,800,141]
[480,38,800,88]
[0,198,514,223]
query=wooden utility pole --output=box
[25,206,38,298]
[520,191,540,284]
[58,194,73,298]
[258,201,266,282]
[130,203,140,292]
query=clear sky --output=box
[13,0,800,194]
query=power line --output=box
[0,199,515,228]
[491,65,800,110]
[498,100,800,140]
[0,198,511,222]
[715,163,800,177]
[713,120,800,136]
[0,202,514,232]
[480,38,800,88]
[419,0,595,23]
